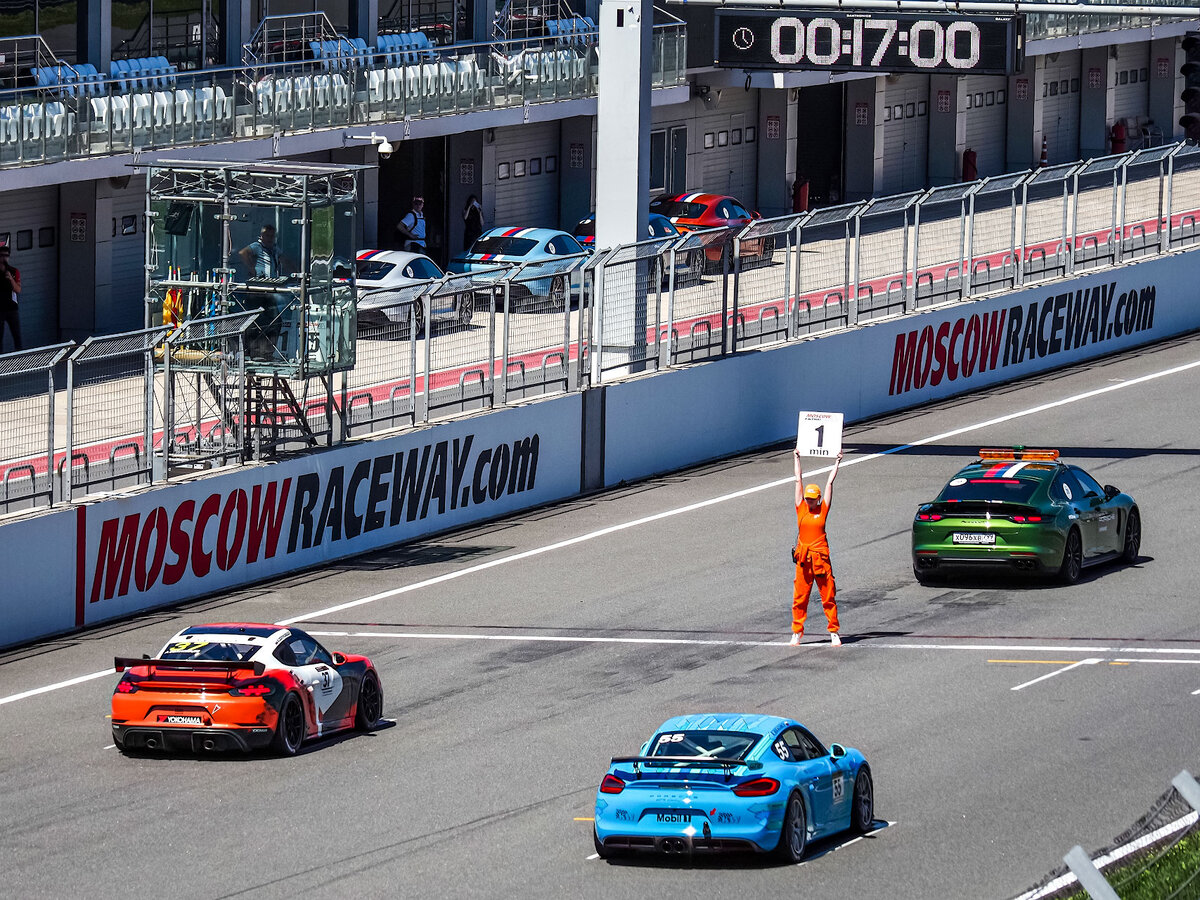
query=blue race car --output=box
[448,226,587,311]
[593,713,874,861]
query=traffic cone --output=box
[1039,135,1048,168]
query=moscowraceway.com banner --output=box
[73,396,582,630]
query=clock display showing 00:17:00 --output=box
[715,12,1022,75]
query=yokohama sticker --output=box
[889,281,1155,396]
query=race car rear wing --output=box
[114,657,266,676]
[610,756,763,779]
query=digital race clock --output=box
[714,10,1024,75]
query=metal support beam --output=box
[1062,846,1119,900]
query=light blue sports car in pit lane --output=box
[593,713,874,861]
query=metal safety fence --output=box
[6,141,1200,516]
[1015,770,1200,900]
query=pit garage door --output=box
[1113,42,1151,124]
[0,185,59,351]
[493,121,561,230]
[1043,51,1081,165]
[105,185,149,335]
[962,74,1008,178]
[880,75,929,194]
[694,89,760,207]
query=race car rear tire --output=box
[851,767,874,833]
[548,276,567,313]
[1122,507,1141,564]
[458,291,474,327]
[1057,527,1083,585]
[593,828,612,860]
[271,693,305,756]
[410,299,426,338]
[774,791,808,862]
[355,672,383,732]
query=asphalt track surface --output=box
[4,332,1200,899]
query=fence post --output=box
[422,289,432,423]
[1162,147,1178,254]
[1014,180,1026,288]
[500,276,512,406]
[1115,162,1127,265]
[64,348,76,500]
[143,343,155,482]
[848,212,860,327]
[1062,846,1119,900]
[46,361,57,504]
[731,236,741,354]
[906,201,918,313]
[661,244,678,368]
[1173,770,1200,810]
[720,242,730,356]
[791,222,803,340]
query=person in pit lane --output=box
[791,448,843,647]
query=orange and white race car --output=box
[111,622,383,756]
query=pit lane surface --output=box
[4,333,1200,899]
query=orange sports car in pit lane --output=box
[648,192,774,264]
[111,622,383,756]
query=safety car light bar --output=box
[978,447,1060,461]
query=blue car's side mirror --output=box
[830,743,847,759]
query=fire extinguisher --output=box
[1111,121,1127,154]
[962,148,978,182]
[792,178,809,213]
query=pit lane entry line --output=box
[1009,657,1102,691]
[4,352,1200,709]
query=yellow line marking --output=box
[574,817,595,822]
[1109,661,1131,666]
[988,659,1080,665]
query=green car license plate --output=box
[952,532,996,545]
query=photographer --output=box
[0,244,22,352]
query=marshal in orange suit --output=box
[791,448,843,646]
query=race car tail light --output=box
[1010,515,1043,523]
[229,681,274,697]
[916,513,942,521]
[600,774,626,794]
[732,777,780,797]
[115,677,139,694]
[979,447,1060,461]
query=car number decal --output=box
[832,774,844,802]
[950,477,967,486]
[773,738,792,761]
[656,733,685,747]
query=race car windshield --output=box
[649,199,708,219]
[938,477,1042,503]
[159,640,259,662]
[356,260,395,281]
[648,730,759,760]
[471,236,537,256]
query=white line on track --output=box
[5,353,1200,709]
[306,631,1200,658]
[1011,658,1102,691]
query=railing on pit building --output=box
[63,326,171,501]
[0,343,74,515]
[6,142,1200,515]
[0,20,686,169]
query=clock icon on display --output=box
[732,26,754,51]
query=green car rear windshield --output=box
[938,476,1042,503]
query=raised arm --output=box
[794,449,804,507]
[824,450,843,507]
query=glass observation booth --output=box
[143,160,363,461]
[145,159,361,377]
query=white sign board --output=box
[796,411,843,457]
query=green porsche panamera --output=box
[912,449,1142,584]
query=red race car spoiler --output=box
[114,657,266,676]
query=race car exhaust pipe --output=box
[661,837,690,854]
[203,739,215,751]
[145,738,159,749]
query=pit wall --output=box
[3,250,1198,649]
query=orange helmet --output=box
[803,484,822,500]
